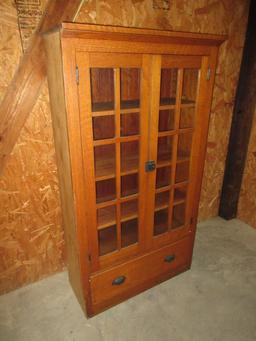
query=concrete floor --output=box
[0,217,256,341]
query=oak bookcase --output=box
[44,23,225,317]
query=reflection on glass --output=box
[181,69,198,104]
[94,144,115,180]
[121,68,140,109]
[97,205,116,229]
[172,203,186,229]
[96,178,116,203]
[180,107,194,129]
[177,133,193,161]
[93,115,115,140]
[159,109,175,132]
[90,68,114,111]
[175,162,190,183]
[121,141,139,174]
[98,225,117,256]
[155,191,170,211]
[156,167,171,189]
[121,112,139,136]
[154,209,168,235]
[160,69,178,105]
[174,186,187,203]
[157,136,173,165]
[121,218,138,247]
[121,199,138,221]
[121,173,138,197]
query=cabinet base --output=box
[88,262,191,317]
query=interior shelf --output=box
[91,99,140,114]
[97,187,186,230]
[97,201,138,230]
[95,150,185,181]
[95,154,139,181]
[159,97,195,110]
[91,98,195,115]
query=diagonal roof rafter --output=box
[0,0,85,174]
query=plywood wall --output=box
[0,0,250,294]
[238,108,256,228]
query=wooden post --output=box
[0,0,85,174]
[219,0,256,219]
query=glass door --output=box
[77,53,148,270]
[150,56,201,247]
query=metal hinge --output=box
[206,68,211,81]
[88,254,91,262]
[76,65,79,84]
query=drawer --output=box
[90,236,193,306]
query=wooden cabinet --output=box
[44,23,225,317]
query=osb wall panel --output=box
[0,0,250,294]
[238,108,256,228]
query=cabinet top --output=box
[50,22,226,47]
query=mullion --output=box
[167,68,184,229]
[114,68,122,250]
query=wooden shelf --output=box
[91,98,194,116]
[95,154,139,181]
[97,187,186,230]
[91,99,140,115]
[97,200,138,230]
[159,97,195,110]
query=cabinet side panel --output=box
[43,32,86,312]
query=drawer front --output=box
[90,236,193,305]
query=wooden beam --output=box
[0,0,85,174]
[219,0,256,219]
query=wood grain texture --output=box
[0,0,85,174]
[219,0,256,220]
[0,0,251,295]
[237,109,256,229]
[43,31,88,313]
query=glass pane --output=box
[154,209,168,236]
[121,141,139,174]
[121,174,138,197]
[121,218,138,247]
[157,136,173,165]
[160,69,178,106]
[94,144,115,180]
[177,133,193,161]
[97,205,116,229]
[175,162,190,183]
[96,179,116,203]
[121,112,139,136]
[90,68,114,111]
[121,199,138,221]
[180,107,194,129]
[182,69,198,104]
[156,167,171,189]
[155,190,170,212]
[98,225,117,256]
[159,109,175,132]
[172,203,186,229]
[93,115,115,140]
[121,68,140,109]
[174,186,187,203]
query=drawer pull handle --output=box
[112,276,126,286]
[164,254,175,263]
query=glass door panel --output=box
[90,68,115,111]
[180,69,199,128]
[153,64,199,238]
[160,68,178,106]
[121,199,138,247]
[89,63,142,260]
